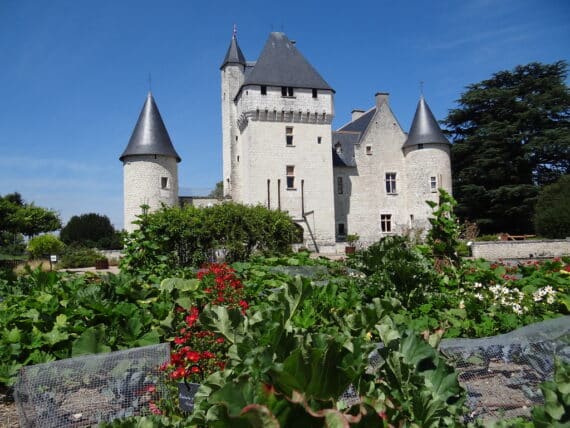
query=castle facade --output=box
[121,31,452,251]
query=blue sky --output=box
[0,0,568,230]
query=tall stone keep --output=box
[120,92,181,232]
[221,31,337,251]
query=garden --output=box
[1,193,569,427]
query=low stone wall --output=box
[470,239,570,260]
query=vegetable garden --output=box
[1,196,569,427]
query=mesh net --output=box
[439,316,570,422]
[14,343,170,428]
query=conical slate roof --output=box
[243,32,333,91]
[404,97,449,148]
[220,35,246,69]
[120,93,181,162]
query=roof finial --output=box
[148,72,152,94]
[419,80,424,98]
[232,24,237,39]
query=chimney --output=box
[375,92,389,109]
[351,109,365,121]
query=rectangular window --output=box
[286,165,295,189]
[317,136,322,144]
[366,145,372,155]
[418,143,424,150]
[281,86,294,97]
[312,88,318,98]
[286,126,294,146]
[161,177,169,189]
[338,223,345,235]
[260,85,267,95]
[430,176,437,192]
[385,173,397,194]
[337,176,343,194]
[381,214,392,232]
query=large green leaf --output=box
[71,325,112,356]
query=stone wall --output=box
[470,239,570,260]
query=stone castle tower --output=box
[120,92,181,233]
[222,31,451,247]
[221,32,337,251]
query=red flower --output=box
[149,401,162,415]
[174,336,186,345]
[216,337,225,344]
[190,365,201,374]
[145,384,156,393]
[186,350,201,363]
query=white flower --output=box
[512,304,523,315]
[546,295,555,304]
[473,282,482,289]
[459,300,465,309]
[474,293,484,301]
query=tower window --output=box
[430,176,437,192]
[286,127,294,146]
[281,86,294,97]
[366,145,372,155]
[312,88,318,98]
[385,173,397,194]
[317,136,322,144]
[161,177,169,189]
[338,223,345,236]
[260,85,267,95]
[337,177,343,194]
[286,165,295,189]
[418,144,424,149]
[381,214,392,232]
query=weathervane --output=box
[420,80,424,97]
[233,24,237,39]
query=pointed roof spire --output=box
[404,96,450,148]
[220,25,246,69]
[243,32,333,91]
[120,92,181,162]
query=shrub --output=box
[26,234,65,259]
[534,174,570,238]
[120,203,298,280]
[58,245,106,268]
[60,213,123,249]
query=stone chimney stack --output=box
[375,92,389,109]
[351,109,365,121]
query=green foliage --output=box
[426,189,461,265]
[531,359,570,427]
[60,212,123,249]
[26,234,65,259]
[58,245,106,268]
[120,203,297,280]
[0,192,61,238]
[534,174,570,238]
[444,61,570,233]
[208,181,224,198]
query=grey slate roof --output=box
[404,97,449,148]
[120,93,181,162]
[338,108,376,136]
[220,36,246,69]
[331,132,359,167]
[243,32,333,91]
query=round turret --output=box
[121,93,181,232]
[404,96,452,230]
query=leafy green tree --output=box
[0,193,61,238]
[27,234,65,259]
[208,181,224,198]
[534,174,570,238]
[60,213,122,249]
[444,61,570,233]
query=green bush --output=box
[534,174,570,238]
[26,234,65,259]
[60,213,123,249]
[59,245,106,268]
[120,203,298,280]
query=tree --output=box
[443,61,570,234]
[208,181,224,198]
[534,174,570,238]
[60,213,122,249]
[27,234,65,259]
[0,193,61,238]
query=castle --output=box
[121,31,452,252]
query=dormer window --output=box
[261,85,267,95]
[312,89,318,98]
[334,142,342,154]
[281,86,294,97]
[161,177,169,189]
